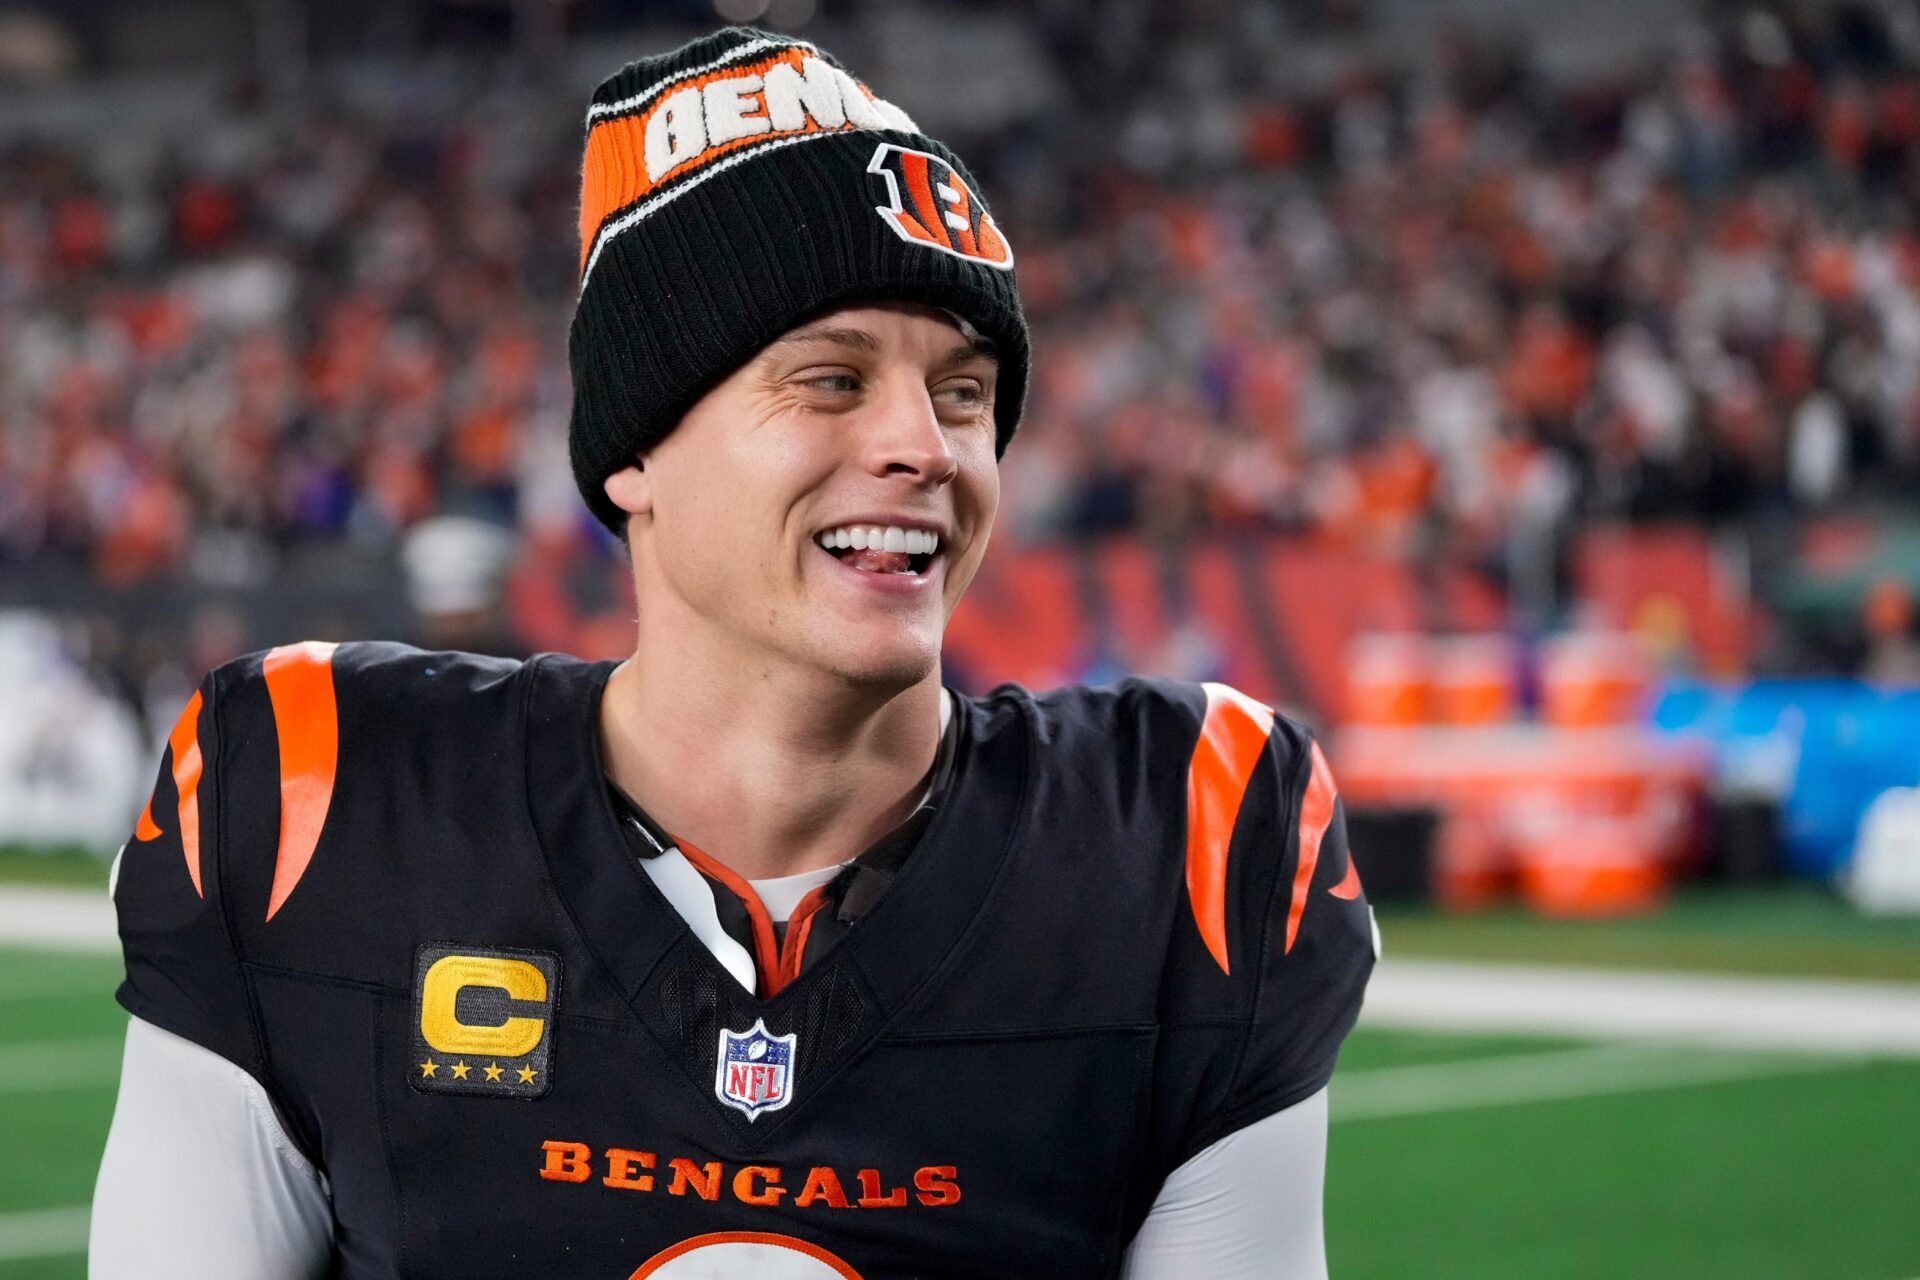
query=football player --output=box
[91,26,1375,1279]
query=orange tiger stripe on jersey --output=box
[1284,741,1339,953]
[579,48,843,275]
[1329,848,1362,900]
[134,794,162,842]
[262,641,340,922]
[165,689,205,895]
[1184,683,1277,976]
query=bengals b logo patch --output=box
[867,143,1013,269]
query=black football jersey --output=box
[112,641,1375,1278]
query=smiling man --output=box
[91,27,1375,1280]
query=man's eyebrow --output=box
[934,336,1000,371]
[767,325,881,355]
[766,325,999,369]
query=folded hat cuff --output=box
[569,263,1029,536]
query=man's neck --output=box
[597,634,945,883]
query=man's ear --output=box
[602,460,652,520]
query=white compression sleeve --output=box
[1119,1087,1330,1280]
[90,1015,334,1279]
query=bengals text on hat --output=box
[578,45,923,283]
[635,53,917,183]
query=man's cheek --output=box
[942,545,988,614]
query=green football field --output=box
[3,941,1917,1278]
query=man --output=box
[92,26,1375,1278]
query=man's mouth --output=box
[814,524,941,576]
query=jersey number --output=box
[631,1232,862,1279]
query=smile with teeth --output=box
[815,525,941,576]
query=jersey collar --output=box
[602,687,964,992]
[521,653,1030,1062]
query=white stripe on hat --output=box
[585,35,821,124]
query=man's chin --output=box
[807,626,942,691]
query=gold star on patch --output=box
[484,1063,503,1082]
[450,1061,470,1080]
[419,1059,438,1079]
[517,1066,537,1085]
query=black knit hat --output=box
[568,26,1030,533]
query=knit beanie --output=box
[568,26,1030,533]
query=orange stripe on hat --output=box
[263,642,340,922]
[578,112,650,276]
[165,690,206,895]
[578,47,850,276]
[1284,741,1339,954]
[1184,683,1276,976]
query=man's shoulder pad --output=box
[203,642,531,933]
[1010,676,1311,786]
[208,640,527,763]
[210,640,524,713]
[993,677,1322,969]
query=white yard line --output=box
[8,884,1920,1056]
[0,885,115,953]
[1331,1040,1857,1122]
[0,1205,89,1262]
[1362,958,1920,1058]
[0,1036,123,1097]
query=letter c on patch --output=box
[420,954,549,1058]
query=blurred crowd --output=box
[0,79,582,584]
[999,1,1920,564]
[4,2,1920,598]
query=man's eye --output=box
[804,373,860,393]
[937,381,988,406]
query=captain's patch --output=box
[409,944,559,1099]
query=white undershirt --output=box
[750,863,845,922]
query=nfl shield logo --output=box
[715,1019,797,1121]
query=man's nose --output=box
[862,383,960,485]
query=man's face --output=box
[606,301,1002,688]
